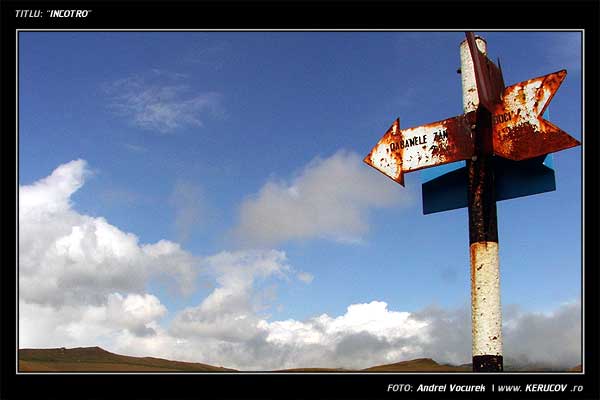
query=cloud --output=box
[503,301,581,368]
[19,160,198,344]
[106,293,167,337]
[410,306,474,365]
[169,180,204,243]
[104,73,223,133]
[105,300,581,371]
[255,301,430,369]
[233,150,410,246]
[19,159,89,217]
[19,293,167,348]
[170,250,291,343]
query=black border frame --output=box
[2,1,598,399]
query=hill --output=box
[19,347,235,372]
[19,347,581,372]
[362,358,470,372]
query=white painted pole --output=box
[460,35,504,372]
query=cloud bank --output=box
[234,150,409,247]
[19,160,197,308]
[19,160,580,371]
[19,160,197,345]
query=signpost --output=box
[462,35,503,372]
[364,32,580,372]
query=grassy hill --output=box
[362,358,470,372]
[19,347,235,372]
[18,347,581,372]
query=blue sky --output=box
[18,31,582,369]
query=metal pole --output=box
[460,36,503,372]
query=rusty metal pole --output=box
[460,36,503,372]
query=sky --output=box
[18,31,582,370]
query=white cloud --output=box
[106,300,581,371]
[19,160,198,307]
[105,73,223,133]
[110,300,431,370]
[259,301,428,355]
[106,293,167,337]
[170,250,291,343]
[233,150,410,246]
[19,159,88,217]
[20,293,167,348]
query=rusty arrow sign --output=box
[491,70,580,161]
[364,115,474,186]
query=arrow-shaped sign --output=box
[491,70,580,161]
[364,115,474,186]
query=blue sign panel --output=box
[421,155,555,215]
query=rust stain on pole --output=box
[468,109,497,244]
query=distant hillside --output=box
[362,358,470,372]
[19,347,235,372]
[19,347,581,372]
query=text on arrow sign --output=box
[364,115,475,186]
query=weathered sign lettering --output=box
[492,111,514,125]
[364,115,474,186]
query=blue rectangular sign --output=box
[421,155,555,215]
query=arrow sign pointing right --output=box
[364,115,474,186]
[491,70,580,161]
